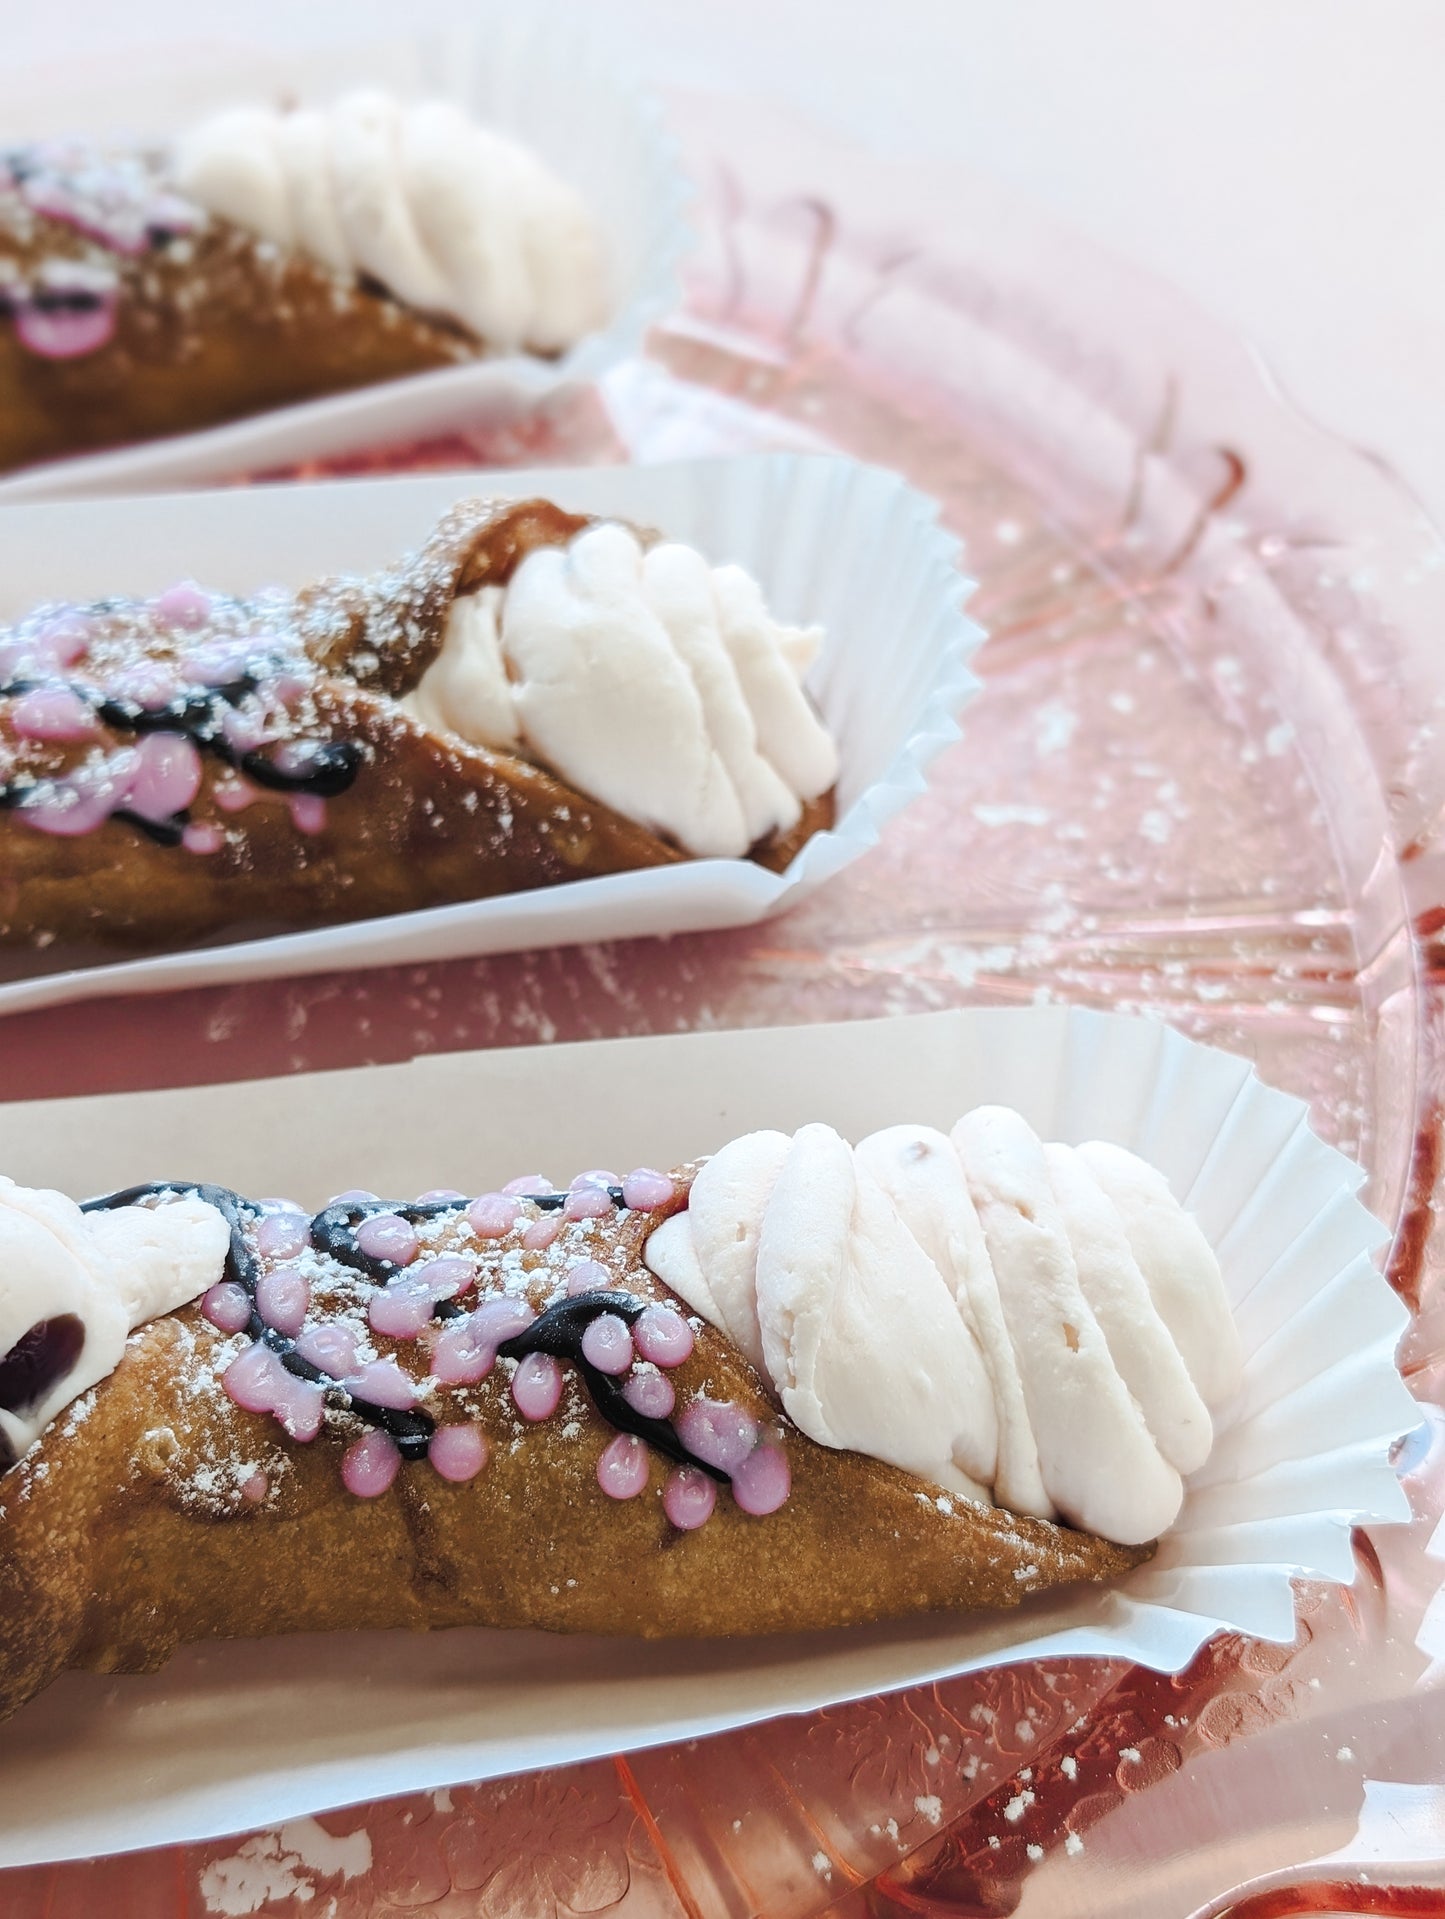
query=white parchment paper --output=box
[0,453,983,1015]
[0,1007,1415,1865]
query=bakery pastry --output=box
[0,91,609,473]
[0,1106,1241,1726]
[0,495,840,953]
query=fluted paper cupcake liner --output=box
[0,452,985,1015]
[0,1007,1415,1864]
[0,1,692,500]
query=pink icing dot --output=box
[201,1280,252,1334]
[522,1217,560,1252]
[328,1189,379,1207]
[341,1429,400,1499]
[10,685,98,743]
[223,1340,286,1415]
[663,1466,716,1531]
[260,670,307,711]
[17,748,139,837]
[288,794,328,835]
[271,739,330,778]
[240,1472,269,1505]
[344,1358,418,1411]
[15,297,117,360]
[565,1260,609,1297]
[472,1295,536,1344]
[731,1440,791,1516]
[255,1211,309,1261]
[271,1373,325,1443]
[564,1186,613,1222]
[430,1321,494,1386]
[20,784,110,838]
[412,1254,475,1302]
[368,1281,435,1340]
[622,1168,675,1211]
[596,1433,649,1500]
[183,821,226,855]
[107,662,182,711]
[574,1170,620,1188]
[355,1213,418,1266]
[675,1398,758,1474]
[633,1305,694,1369]
[428,1424,488,1484]
[503,1174,552,1197]
[215,775,260,815]
[127,731,202,822]
[416,1188,465,1204]
[511,1352,562,1421]
[180,639,251,685]
[294,1322,360,1376]
[31,615,91,669]
[622,1366,675,1420]
[152,581,214,630]
[255,1268,309,1337]
[467,1192,520,1238]
[221,704,268,754]
[581,1313,633,1376]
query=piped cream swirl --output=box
[172,91,609,353]
[0,1179,228,1466]
[645,1109,1241,1545]
[403,522,839,858]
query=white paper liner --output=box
[0,4,691,501]
[0,453,983,1015]
[0,1007,1415,1866]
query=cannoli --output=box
[0,90,610,473]
[0,496,840,952]
[0,1105,1241,1727]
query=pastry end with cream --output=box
[647,1110,1241,1546]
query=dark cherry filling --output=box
[81,1182,725,1479]
[0,1313,84,1416]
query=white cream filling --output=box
[401,522,839,858]
[0,1178,229,1465]
[645,1111,1242,1546]
[172,90,609,353]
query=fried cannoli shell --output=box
[0,499,836,950]
[0,1171,1147,1726]
[0,215,478,476]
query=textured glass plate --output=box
[3,90,1444,1919]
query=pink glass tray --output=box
[4,90,1445,1919]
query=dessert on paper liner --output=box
[0,4,690,496]
[0,1007,1416,1866]
[0,453,984,1016]
[0,497,839,949]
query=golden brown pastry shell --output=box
[0,1168,1149,1727]
[0,498,836,951]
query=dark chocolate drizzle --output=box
[497,1291,727,1481]
[80,1182,432,1458]
[0,657,363,844]
[0,284,110,317]
[76,1182,724,1480]
[526,1186,626,1212]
